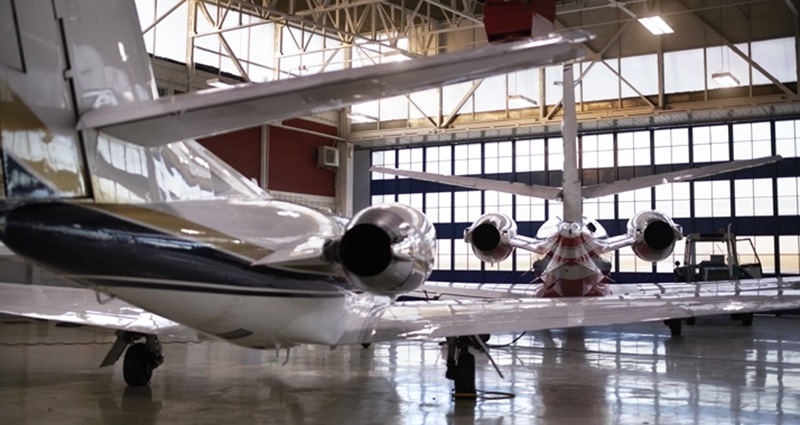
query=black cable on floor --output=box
[453,389,516,400]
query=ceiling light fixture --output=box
[638,16,674,35]
[712,71,740,87]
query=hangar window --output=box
[656,240,685,273]
[734,179,773,216]
[777,177,800,215]
[617,131,650,167]
[435,239,452,271]
[581,60,618,102]
[484,141,513,175]
[380,95,410,121]
[692,125,730,163]
[454,191,482,223]
[733,122,771,160]
[371,150,396,180]
[426,146,452,175]
[752,37,796,84]
[547,137,564,171]
[507,68,539,110]
[618,252,653,273]
[706,44,751,89]
[775,120,800,158]
[371,194,395,204]
[425,192,452,223]
[515,197,546,221]
[779,236,800,274]
[580,134,614,170]
[544,66,566,105]
[397,193,423,210]
[654,128,689,165]
[583,195,615,220]
[618,188,651,220]
[454,239,482,270]
[619,54,658,98]
[454,143,482,175]
[515,139,546,172]
[547,202,563,221]
[664,49,705,94]
[738,235,775,274]
[655,182,691,219]
[484,190,513,218]
[694,181,731,218]
[473,75,507,113]
[443,82,474,116]
[397,147,423,173]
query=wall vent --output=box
[317,146,339,168]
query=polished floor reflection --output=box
[2,315,800,424]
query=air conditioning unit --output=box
[317,146,339,169]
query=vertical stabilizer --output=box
[561,64,582,223]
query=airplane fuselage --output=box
[0,199,390,348]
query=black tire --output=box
[686,317,696,326]
[123,343,153,386]
[741,313,754,327]
[361,343,371,348]
[665,319,682,336]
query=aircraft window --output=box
[775,119,800,158]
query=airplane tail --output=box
[0,0,266,204]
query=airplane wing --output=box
[77,31,592,147]
[371,167,563,200]
[581,155,782,199]
[371,277,800,341]
[0,282,201,340]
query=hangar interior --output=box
[5,1,800,424]
[127,0,800,285]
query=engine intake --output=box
[338,204,436,295]
[627,210,683,262]
[464,213,517,263]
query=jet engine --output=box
[337,203,436,295]
[627,210,683,262]
[464,212,517,263]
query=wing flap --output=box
[78,31,592,147]
[369,277,800,342]
[582,156,782,199]
[0,283,200,340]
[371,167,563,200]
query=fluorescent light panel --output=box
[712,71,740,87]
[638,16,674,35]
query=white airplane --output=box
[1,0,800,397]
[373,63,783,302]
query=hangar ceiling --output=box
[165,0,800,147]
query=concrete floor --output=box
[1,315,800,425]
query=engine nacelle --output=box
[627,210,683,262]
[337,203,436,295]
[464,212,517,263]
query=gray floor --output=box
[2,315,799,425]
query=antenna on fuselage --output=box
[560,63,582,224]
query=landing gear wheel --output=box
[740,313,754,326]
[686,317,696,325]
[123,343,154,386]
[665,319,682,336]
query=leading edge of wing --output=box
[370,277,800,341]
[372,167,563,200]
[78,30,593,147]
[0,282,200,340]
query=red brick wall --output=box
[198,127,261,184]
[268,119,337,197]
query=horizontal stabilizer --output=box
[371,167,563,200]
[78,31,592,146]
[581,155,782,199]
